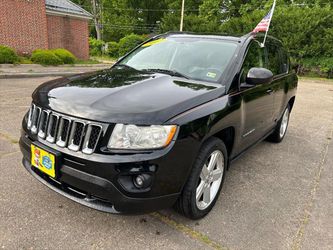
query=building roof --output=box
[45,0,93,19]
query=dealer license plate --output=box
[31,144,56,178]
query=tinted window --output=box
[279,48,289,74]
[240,41,265,83]
[266,43,280,75]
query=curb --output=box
[0,63,113,68]
[0,72,81,79]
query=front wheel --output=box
[267,104,290,143]
[174,138,227,219]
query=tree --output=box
[199,0,223,23]
[91,0,102,40]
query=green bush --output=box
[118,34,145,56]
[107,41,119,58]
[297,57,333,78]
[0,45,19,64]
[18,56,33,64]
[31,50,63,65]
[89,37,105,56]
[52,48,76,64]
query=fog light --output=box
[133,174,152,189]
[134,175,144,188]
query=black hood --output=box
[32,66,225,124]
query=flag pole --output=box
[261,0,277,47]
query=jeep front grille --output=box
[27,104,104,154]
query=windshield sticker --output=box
[142,38,166,47]
[206,72,217,78]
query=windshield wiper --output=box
[143,68,190,79]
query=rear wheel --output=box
[267,104,290,143]
[174,138,227,219]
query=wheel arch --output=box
[213,126,235,158]
[288,96,296,111]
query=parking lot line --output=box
[0,131,19,144]
[151,212,226,250]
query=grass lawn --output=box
[90,55,117,64]
[75,58,101,64]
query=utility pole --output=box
[180,0,185,31]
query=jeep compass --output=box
[20,32,297,219]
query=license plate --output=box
[31,145,56,178]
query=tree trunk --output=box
[91,0,101,40]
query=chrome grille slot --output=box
[27,104,34,129]
[82,125,102,154]
[68,121,85,152]
[31,106,41,134]
[56,117,71,147]
[38,110,49,139]
[27,104,104,154]
[46,114,59,143]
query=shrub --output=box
[31,49,63,65]
[52,48,76,64]
[297,57,333,78]
[18,56,33,64]
[118,34,145,56]
[0,45,19,64]
[89,37,105,56]
[106,41,119,58]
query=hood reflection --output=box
[32,65,224,124]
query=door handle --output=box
[266,88,273,95]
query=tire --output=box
[174,137,228,219]
[267,104,290,143]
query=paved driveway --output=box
[0,77,332,250]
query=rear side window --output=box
[279,48,289,74]
[240,41,265,83]
[266,43,280,75]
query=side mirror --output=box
[246,67,273,85]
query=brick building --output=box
[0,0,92,59]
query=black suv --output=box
[20,32,297,219]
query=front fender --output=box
[167,94,241,153]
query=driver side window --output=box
[240,41,265,83]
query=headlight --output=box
[108,124,177,150]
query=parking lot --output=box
[0,77,332,250]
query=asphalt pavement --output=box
[0,77,332,250]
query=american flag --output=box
[252,7,274,33]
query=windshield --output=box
[119,37,238,83]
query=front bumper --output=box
[20,129,199,213]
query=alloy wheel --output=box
[279,108,289,138]
[196,150,224,210]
